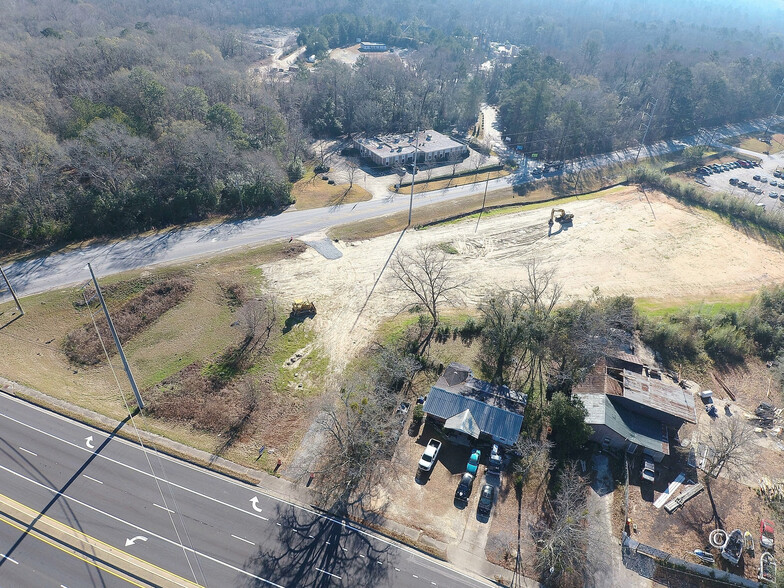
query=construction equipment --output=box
[548,208,574,226]
[291,300,316,316]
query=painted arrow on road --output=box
[250,497,263,512]
[125,536,148,547]
[85,436,94,449]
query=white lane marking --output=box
[0,410,273,522]
[0,553,18,564]
[84,436,94,449]
[153,503,174,514]
[0,397,493,586]
[82,475,103,485]
[231,534,255,546]
[315,567,341,580]
[359,554,365,558]
[18,447,37,457]
[250,496,263,512]
[125,536,148,547]
[0,463,284,588]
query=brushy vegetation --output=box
[63,276,194,365]
[638,285,784,371]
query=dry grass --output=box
[64,276,194,365]
[328,183,624,243]
[291,170,372,210]
[729,132,784,155]
[392,170,510,194]
[0,239,324,469]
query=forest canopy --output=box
[1,0,783,251]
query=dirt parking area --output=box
[373,420,501,547]
[261,186,784,371]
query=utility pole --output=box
[474,171,492,233]
[408,127,421,227]
[88,263,145,411]
[634,98,658,163]
[0,266,24,316]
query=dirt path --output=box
[586,454,652,588]
[261,187,784,371]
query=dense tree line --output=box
[0,6,294,251]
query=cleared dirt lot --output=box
[261,186,784,370]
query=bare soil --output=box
[262,186,784,372]
[627,473,775,581]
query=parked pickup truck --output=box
[418,439,442,472]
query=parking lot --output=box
[696,152,784,211]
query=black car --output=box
[477,484,495,516]
[455,472,474,502]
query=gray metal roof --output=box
[576,393,669,455]
[423,387,524,445]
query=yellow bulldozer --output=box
[291,300,316,316]
[548,208,574,226]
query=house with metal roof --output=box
[575,393,670,460]
[422,363,526,447]
[572,353,696,461]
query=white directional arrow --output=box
[84,436,94,449]
[125,536,148,547]
[250,496,263,512]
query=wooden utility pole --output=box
[0,266,24,316]
[408,127,421,227]
[88,263,145,411]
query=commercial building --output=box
[354,130,468,168]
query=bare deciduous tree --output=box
[704,416,755,480]
[513,437,555,489]
[236,294,278,356]
[534,462,589,586]
[390,245,465,350]
[315,378,402,514]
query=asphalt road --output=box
[0,115,781,304]
[0,392,492,588]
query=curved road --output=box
[1,115,781,302]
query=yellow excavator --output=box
[291,300,316,316]
[548,208,574,226]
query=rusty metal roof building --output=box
[618,369,696,425]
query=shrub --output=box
[412,403,424,422]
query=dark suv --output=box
[477,484,495,516]
[455,473,474,502]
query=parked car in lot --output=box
[455,473,475,502]
[729,178,739,185]
[466,449,481,475]
[641,456,655,482]
[779,194,784,202]
[738,180,749,188]
[418,439,442,473]
[771,180,778,187]
[754,174,761,181]
[477,484,495,516]
[761,177,769,183]
[774,170,783,178]
[770,192,778,199]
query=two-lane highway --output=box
[0,392,493,587]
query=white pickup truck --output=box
[418,439,442,472]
